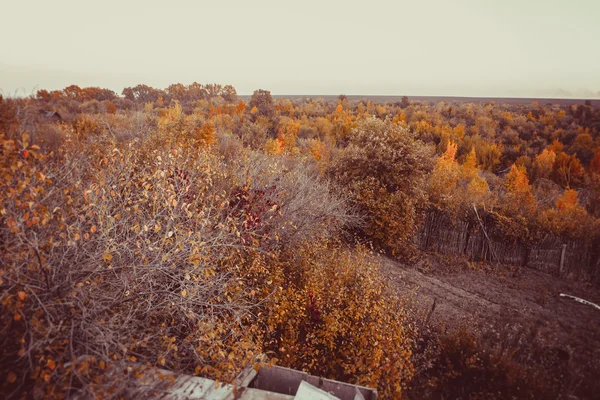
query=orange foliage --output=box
[193,122,216,147]
[552,152,585,188]
[533,148,556,179]
[591,148,600,175]
[265,243,414,398]
[504,164,536,214]
[556,189,578,211]
[105,101,117,114]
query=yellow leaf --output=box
[181,289,187,297]
[172,199,178,207]
[17,291,26,301]
[103,253,113,263]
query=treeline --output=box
[10,84,600,246]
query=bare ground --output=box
[380,252,600,399]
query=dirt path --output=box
[379,253,600,397]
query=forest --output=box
[1,83,599,399]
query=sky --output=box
[1,0,599,98]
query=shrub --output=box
[328,117,433,256]
[0,112,356,398]
[408,326,554,400]
[263,242,415,399]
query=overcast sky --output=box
[1,0,599,98]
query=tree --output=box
[328,117,433,256]
[105,101,117,115]
[552,152,585,188]
[63,85,84,100]
[504,164,536,215]
[187,82,208,101]
[166,83,188,102]
[430,141,461,208]
[571,132,595,165]
[401,96,410,108]
[222,85,238,103]
[82,87,117,101]
[591,148,600,175]
[532,148,556,180]
[36,89,52,102]
[121,84,164,103]
[249,89,274,118]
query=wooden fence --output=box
[417,210,599,283]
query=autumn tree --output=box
[430,144,490,217]
[121,84,164,103]
[222,85,238,102]
[591,148,600,175]
[504,164,536,216]
[63,84,84,100]
[540,189,598,239]
[401,95,410,108]
[552,152,585,188]
[429,141,461,209]
[166,83,188,102]
[328,117,433,256]
[532,148,556,180]
[571,132,595,165]
[249,89,274,118]
[82,87,117,101]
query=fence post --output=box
[559,244,567,275]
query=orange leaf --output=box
[47,359,56,371]
[90,225,97,234]
[6,372,17,383]
[14,313,22,321]
[17,291,26,301]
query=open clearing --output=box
[381,253,600,397]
